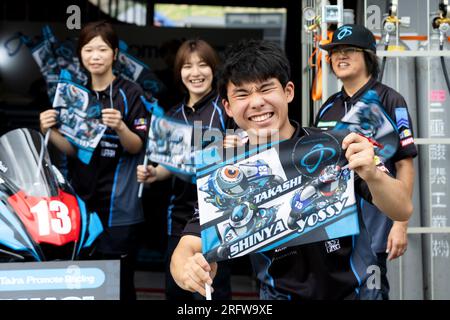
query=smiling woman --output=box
[173,39,220,106]
[136,38,233,300]
[39,20,150,301]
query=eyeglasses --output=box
[329,47,365,56]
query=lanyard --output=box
[181,95,220,130]
[94,82,114,110]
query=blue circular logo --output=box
[300,144,336,174]
[292,132,342,178]
[337,26,353,40]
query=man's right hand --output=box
[137,165,158,184]
[39,109,58,134]
[178,252,217,297]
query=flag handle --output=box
[138,154,148,198]
[205,283,212,301]
[44,130,51,146]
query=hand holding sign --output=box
[39,109,59,134]
[102,108,124,131]
[334,89,399,162]
[342,132,378,182]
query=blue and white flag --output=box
[334,89,399,161]
[22,25,88,101]
[53,70,107,164]
[196,129,359,262]
[146,114,196,178]
[116,40,166,100]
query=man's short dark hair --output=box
[217,39,291,100]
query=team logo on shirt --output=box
[134,118,148,131]
[101,149,116,158]
[325,239,341,253]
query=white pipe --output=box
[321,0,329,102]
[336,0,343,89]
[337,0,344,27]
[364,0,367,28]
[414,138,450,144]
[377,50,450,57]
[427,0,433,301]
[391,0,399,15]
[407,227,450,234]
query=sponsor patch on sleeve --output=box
[400,137,415,147]
[395,107,410,130]
[134,118,148,131]
[400,129,412,139]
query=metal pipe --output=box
[320,0,329,102]
[336,0,343,89]
[337,0,344,27]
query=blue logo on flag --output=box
[301,144,336,174]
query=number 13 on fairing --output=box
[31,200,72,236]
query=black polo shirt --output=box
[315,77,418,253]
[165,89,234,237]
[183,121,383,300]
[69,76,149,227]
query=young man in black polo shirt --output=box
[170,39,413,299]
[317,24,417,299]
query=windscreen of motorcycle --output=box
[0,128,59,197]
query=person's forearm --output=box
[393,220,409,228]
[366,169,413,221]
[116,124,143,154]
[48,129,76,157]
[156,165,172,181]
